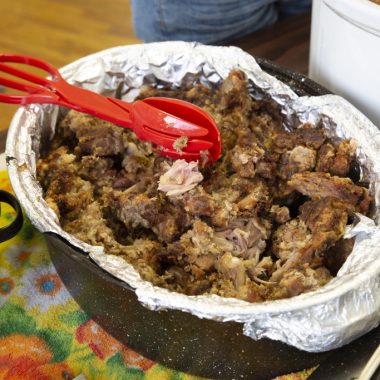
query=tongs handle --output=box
[0,54,134,127]
[0,54,63,104]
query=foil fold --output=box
[5,42,380,352]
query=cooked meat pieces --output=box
[158,160,203,196]
[316,140,356,177]
[110,191,190,243]
[179,186,215,217]
[237,179,271,213]
[60,111,125,156]
[271,205,290,224]
[37,146,94,221]
[271,197,349,280]
[272,219,312,262]
[278,145,317,179]
[78,156,115,181]
[160,219,273,299]
[37,69,372,303]
[324,238,355,276]
[273,266,332,299]
[45,173,93,221]
[273,123,326,152]
[288,171,371,214]
[216,252,247,289]
[230,143,265,178]
[219,70,252,113]
[299,197,349,237]
[63,201,120,251]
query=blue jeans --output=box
[131,0,311,44]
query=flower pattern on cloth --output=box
[17,266,70,312]
[5,242,38,270]
[0,268,14,306]
[0,169,314,380]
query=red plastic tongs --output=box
[0,54,221,163]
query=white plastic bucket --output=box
[309,0,380,127]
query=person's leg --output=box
[277,0,312,18]
[131,0,278,44]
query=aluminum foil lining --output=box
[5,42,380,352]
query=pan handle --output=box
[0,190,23,243]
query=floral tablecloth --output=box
[0,167,314,380]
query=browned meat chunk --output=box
[324,238,355,275]
[78,156,115,181]
[37,146,77,188]
[288,171,371,214]
[274,123,326,152]
[180,187,215,217]
[111,191,190,243]
[299,197,349,236]
[271,205,290,224]
[316,140,356,177]
[60,111,125,156]
[37,146,94,221]
[230,144,265,178]
[161,220,229,280]
[219,70,252,113]
[45,172,93,221]
[278,145,317,179]
[236,179,271,213]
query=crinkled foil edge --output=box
[5,42,380,352]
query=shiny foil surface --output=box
[6,42,380,352]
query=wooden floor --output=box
[0,1,311,147]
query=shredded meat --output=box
[158,160,203,196]
[37,69,372,303]
[271,197,349,285]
